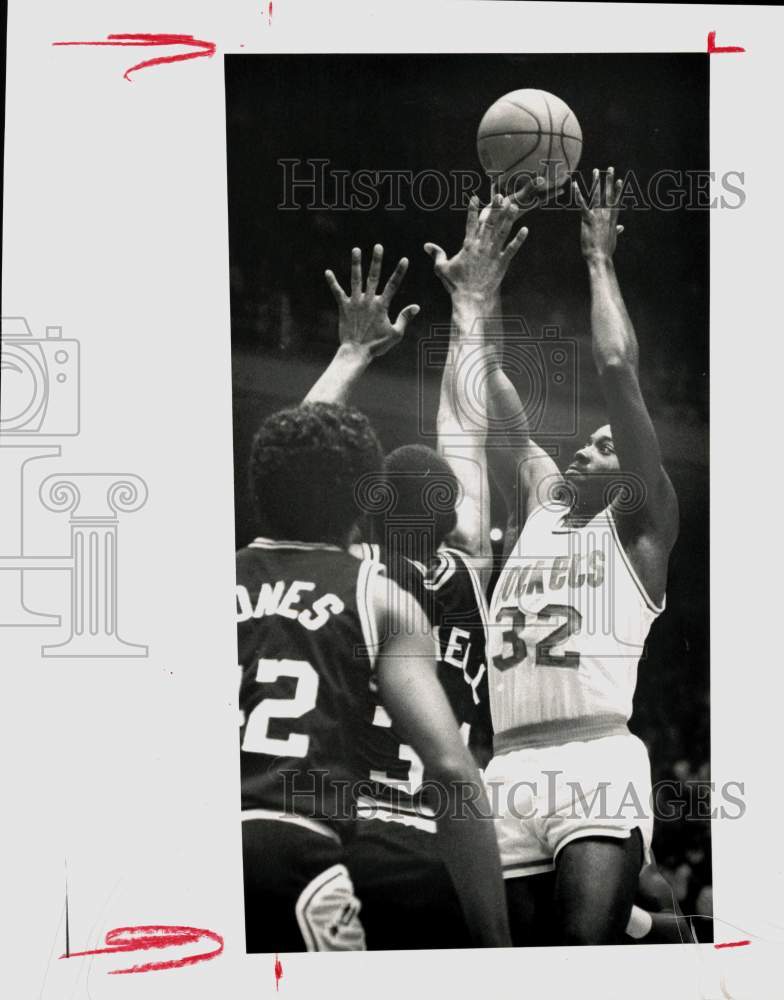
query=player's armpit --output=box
[515,445,565,522]
[442,493,491,570]
[485,363,562,532]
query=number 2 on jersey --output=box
[241,658,318,757]
[493,604,582,671]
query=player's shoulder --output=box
[349,541,384,565]
[438,545,490,622]
[239,537,361,574]
[236,539,267,577]
[421,546,461,586]
[515,500,573,545]
[433,545,484,589]
[526,499,572,526]
[369,567,431,645]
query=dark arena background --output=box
[226,54,711,932]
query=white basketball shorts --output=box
[484,732,653,878]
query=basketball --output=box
[477,89,582,195]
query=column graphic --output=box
[1,316,149,657]
[39,475,149,657]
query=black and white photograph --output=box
[229,53,712,952]
[6,4,784,999]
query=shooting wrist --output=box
[585,252,615,275]
[451,291,489,332]
[451,287,490,308]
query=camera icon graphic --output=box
[417,316,578,439]
[0,316,80,435]
[1,315,147,656]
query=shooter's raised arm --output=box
[424,194,528,576]
[575,167,678,600]
[304,245,419,404]
[473,179,563,546]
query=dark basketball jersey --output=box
[237,538,383,839]
[354,543,491,825]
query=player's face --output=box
[565,425,620,480]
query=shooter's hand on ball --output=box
[504,174,550,215]
[324,244,420,360]
[573,166,625,263]
[424,194,528,303]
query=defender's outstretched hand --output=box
[574,166,625,262]
[325,244,420,359]
[424,194,528,301]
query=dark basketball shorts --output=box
[242,813,365,952]
[344,816,470,950]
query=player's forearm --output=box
[480,291,533,439]
[437,294,492,559]
[430,772,512,947]
[437,291,487,430]
[438,293,491,438]
[303,344,371,405]
[486,362,532,438]
[586,256,639,376]
[480,295,524,516]
[481,294,549,523]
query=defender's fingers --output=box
[350,246,363,295]
[591,167,600,207]
[465,195,481,241]
[573,180,591,218]
[324,269,347,306]
[380,256,409,304]
[482,192,504,233]
[492,200,520,249]
[605,166,615,205]
[365,243,384,294]
[393,303,421,335]
[501,225,529,261]
[423,242,448,267]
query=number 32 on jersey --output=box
[493,604,582,671]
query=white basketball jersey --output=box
[488,503,663,736]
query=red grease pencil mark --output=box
[52,33,216,81]
[707,31,745,54]
[267,3,274,25]
[715,939,751,949]
[60,924,224,974]
[274,952,283,990]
